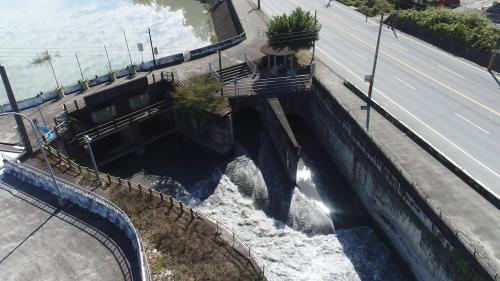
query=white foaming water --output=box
[192,154,405,281]
[135,137,408,280]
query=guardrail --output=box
[67,99,171,145]
[2,158,151,281]
[223,75,312,97]
[317,78,498,280]
[41,145,274,281]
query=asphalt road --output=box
[260,0,500,196]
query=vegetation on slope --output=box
[392,8,500,51]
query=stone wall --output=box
[304,78,488,281]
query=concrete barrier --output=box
[3,160,150,281]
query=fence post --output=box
[128,181,132,191]
[149,188,152,198]
[190,208,194,219]
[180,202,184,214]
[169,196,173,206]
[138,184,142,193]
[106,174,111,184]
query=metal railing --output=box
[41,145,275,281]
[3,158,151,281]
[69,99,171,145]
[223,74,312,97]
[244,53,257,76]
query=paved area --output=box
[0,173,138,281]
[314,60,500,276]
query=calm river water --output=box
[0,0,214,102]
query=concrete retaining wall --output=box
[306,78,490,281]
[260,98,300,183]
[3,160,150,281]
[174,108,234,155]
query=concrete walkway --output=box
[0,173,137,281]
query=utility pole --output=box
[148,28,157,69]
[312,10,317,62]
[75,52,85,80]
[367,14,384,99]
[0,65,32,154]
[123,31,133,66]
[84,135,101,186]
[104,45,112,73]
[46,50,59,88]
[487,36,500,71]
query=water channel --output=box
[103,110,414,281]
[0,0,214,102]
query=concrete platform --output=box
[0,173,138,281]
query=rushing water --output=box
[102,111,412,281]
[0,0,214,101]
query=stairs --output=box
[216,63,253,84]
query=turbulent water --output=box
[0,0,214,101]
[129,134,409,281]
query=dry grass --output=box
[25,152,263,281]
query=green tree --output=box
[266,8,321,50]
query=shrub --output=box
[267,8,321,50]
[394,8,500,51]
[171,75,228,112]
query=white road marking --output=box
[454,113,491,135]
[358,25,370,32]
[391,42,409,52]
[374,87,500,180]
[351,49,367,60]
[393,75,416,90]
[438,65,464,78]
[318,46,500,183]
[329,2,498,76]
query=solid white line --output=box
[351,49,367,60]
[358,25,370,32]
[393,75,416,90]
[317,45,500,181]
[454,113,491,135]
[391,42,409,52]
[374,88,500,179]
[329,2,497,76]
[318,48,363,81]
[438,65,464,78]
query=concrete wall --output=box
[260,98,300,183]
[174,108,234,155]
[3,160,150,281]
[305,78,487,281]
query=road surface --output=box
[261,0,500,196]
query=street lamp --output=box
[0,112,63,200]
[83,135,101,186]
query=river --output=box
[0,0,214,102]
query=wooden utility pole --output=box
[148,28,157,69]
[367,14,384,99]
[0,65,32,154]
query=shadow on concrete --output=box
[0,174,139,281]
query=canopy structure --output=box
[260,43,299,75]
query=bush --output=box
[267,8,321,50]
[172,75,228,112]
[343,0,394,16]
[394,8,500,51]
